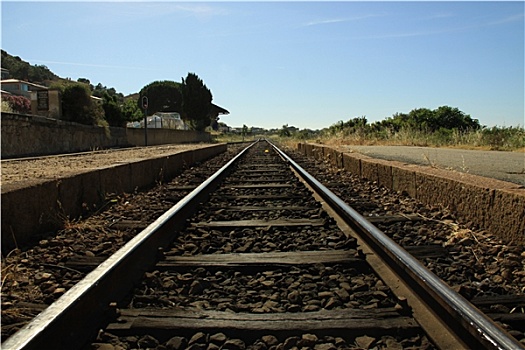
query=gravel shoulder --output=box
[336,145,525,186]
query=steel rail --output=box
[269,140,524,350]
[2,141,259,350]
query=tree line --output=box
[277,106,523,150]
[323,106,481,136]
[275,106,481,140]
[1,51,218,131]
[46,73,215,131]
[137,75,214,131]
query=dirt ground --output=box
[1,144,209,191]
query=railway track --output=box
[2,140,523,349]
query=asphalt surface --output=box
[339,145,525,187]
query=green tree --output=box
[326,121,345,136]
[102,92,126,127]
[433,106,480,131]
[296,128,316,140]
[344,116,368,129]
[122,99,143,122]
[384,106,480,132]
[241,124,249,140]
[379,112,409,132]
[210,118,219,131]
[57,82,101,125]
[91,83,123,102]
[181,73,213,131]
[407,108,434,130]
[138,80,182,115]
[279,124,291,137]
[77,78,93,91]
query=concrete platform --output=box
[338,145,525,186]
[298,143,525,244]
[1,144,227,252]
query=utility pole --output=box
[142,96,148,146]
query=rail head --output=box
[269,140,524,350]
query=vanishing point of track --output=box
[3,140,523,350]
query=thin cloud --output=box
[175,4,229,18]
[302,14,387,27]
[71,3,229,27]
[363,28,455,40]
[419,12,457,21]
[357,12,524,40]
[487,13,524,26]
[304,18,351,26]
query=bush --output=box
[480,126,525,150]
[102,93,126,127]
[56,83,102,125]
[122,99,143,122]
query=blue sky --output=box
[2,1,524,129]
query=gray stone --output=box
[262,335,279,346]
[314,343,336,350]
[287,304,302,312]
[324,297,341,309]
[189,280,205,295]
[335,288,350,301]
[303,304,321,311]
[287,290,301,303]
[209,332,227,345]
[189,332,208,345]
[187,344,206,350]
[282,336,299,349]
[383,336,403,350]
[222,339,246,350]
[252,341,268,350]
[166,336,188,350]
[297,334,318,348]
[91,344,115,350]
[137,335,159,348]
[355,335,375,349]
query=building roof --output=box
[1,79,48,90]
[211,103,229,115]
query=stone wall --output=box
[1,113,211,158]
[298,143,525,244]
[1,113,130,158]
[126,127,211,146]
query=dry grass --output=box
[1,250,21,291]
[1,250,43,308]
[213,124,524,152]
[286,127,525,152]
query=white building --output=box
[127,112,188,130]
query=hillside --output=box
[1,50,132,98]
[1,50,59,85]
